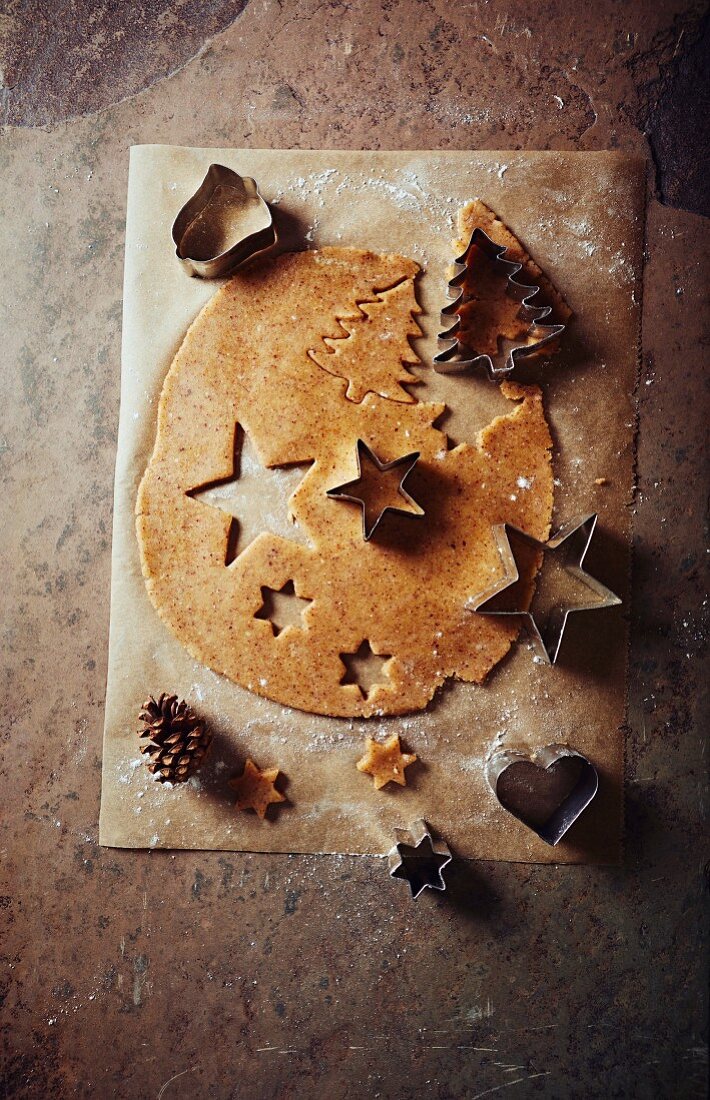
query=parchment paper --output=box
[100,146,645,862]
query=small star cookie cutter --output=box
[486,744,599,846]
[172,164,277,278]
[434,227,565,378]
[326,438,424,542]
[469,513,622,665]
[388,819,452,898]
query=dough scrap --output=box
[137,244,560,716]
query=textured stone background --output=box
[0,2,707,1097]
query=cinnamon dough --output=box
[137,245,556,716]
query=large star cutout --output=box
[356,733,417,790]
[228,759,286,819]
[388,819,452,899]
[470,513,621,664]
[187,425,309,564]
[326,439,424,541]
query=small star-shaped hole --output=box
[340,639,391,697]
[255,580,312,637]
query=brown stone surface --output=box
[0,2,707,1097]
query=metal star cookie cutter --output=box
[433,227,565,378]
[172,164,277,278]
[388,819,452,899]
[326,438,424,542]
[486,744,599,846]
[469,513,622,665]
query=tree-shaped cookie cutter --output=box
[172,164,277,278]
[434,227,565,378]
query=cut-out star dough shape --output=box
[356,734,417,790]
[228,759,287,819]
[326,439,424,541]
[470,513,621,664]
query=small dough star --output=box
[471,513,621,664]
[327,439,424,541]
[228,759,286,819]
[356,734,417,790]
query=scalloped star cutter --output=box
[469,513,622,665]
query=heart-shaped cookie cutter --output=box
[172,164,277,278]
[486,744,599,846]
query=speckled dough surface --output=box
[137,246,554,717]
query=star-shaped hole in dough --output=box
[255,580,313,637]
[326,439,424,541]
[340,639,392,698]
[187,424,310,564]
[470,513,621,664]
[228,759,287,819]
[356,733,417,790]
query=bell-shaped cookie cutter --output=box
[486,743,599,846]
[434,227,565,378]
[388,819,452,898]
[172,164,277,278]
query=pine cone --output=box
[138,693,212,784]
